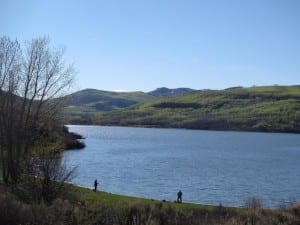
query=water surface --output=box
[64,125,300,207]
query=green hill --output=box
[93,85,300,133]
[63,87,197,124]
[64,89,154,123]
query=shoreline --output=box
[70,183,271,210]
[67,123,300,135]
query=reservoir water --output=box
[64,125,300,207]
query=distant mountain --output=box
[64,87,200,124]
[148,87,196,97]
[94,85,300,133]
[64,89,154,123]
[67,89,153,110]
[64,85,300,133]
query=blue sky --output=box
[1,0,299,92]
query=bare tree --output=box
[22,139,77,203]
[0,36,74,184]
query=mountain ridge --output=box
[148,87,196,97]
[64,87,195,123]
[65,87,196,110]
[64,85,300,133]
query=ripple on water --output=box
[64,125,300,207]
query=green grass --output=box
[0,175,229,212]
[77,185,217,211]
[3,182,297,225]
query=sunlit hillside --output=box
[90,85,300,133]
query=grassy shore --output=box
[1,179,299,225]
[79,185,217,211]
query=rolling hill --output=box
[63,89,153,123]
[63,87,196,124]
[91,85,300,133]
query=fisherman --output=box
[94,179,98,191]
[177,190,183,203]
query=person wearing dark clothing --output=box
[177,190,183,203]
[94,179,98,192]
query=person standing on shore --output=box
[94,179,98,192]
[177,190,183,203]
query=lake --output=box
[64,125,300,207]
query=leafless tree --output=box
[0,36,74,184]
[22,139,77,203]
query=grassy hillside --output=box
[94,85,300,133]
[64,89,154,123]
[2,182,299,225]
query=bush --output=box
[244,196,264,209]
[0,194,33,225]
[1,185,300,225]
